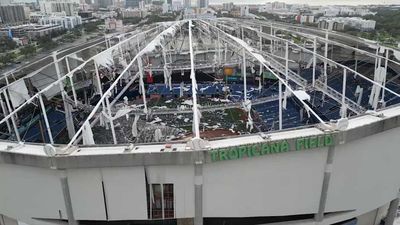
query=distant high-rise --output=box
[223,2,234,11]
[0,0,13,5]
[113,0,124,8]
[197,0,207,8]
[39,0,78,16]
[183,0,190,8]
[125,0,139,8]
[95,0,112,8]
[0,5,27,24]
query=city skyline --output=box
[3,0,400,5]
[208,0,399,5]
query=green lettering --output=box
[238,146,248,158]
[271,142,280,153]
[261,143,270,155]
[251,144,260,156]
[317,136,324,147]
[325,135,334,146]
[219,149,228,161]
[304,138,309,149]
[246,145,253,158]
[281,140,290,152]
[296,138,304,151]
[228,148,239,159]
[210,150,219,161]
[309,137,317,149]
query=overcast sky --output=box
[209,0,400,5]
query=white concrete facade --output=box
[1,107,400,225]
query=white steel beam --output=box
[65,57,78,107]
[341,69,347,118]
[53,51,75,139]
[38,94,54,144]
[189,20,201,139]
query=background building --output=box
[197,0,208,8]
[38,14,82,29]
[295,15,314,24]
[318,17,376,31]
[240,5,249,17]
[125,0,140,8]
[122,8,146,18]
[0,0,13,5]
[184,0,191,8]
[171,1,182,11]
[222,2,234,11]
[39,0,78,16]
[94,0,112,9]
[0,23,63,39]
[105,17,123,32]
[0,5,27,25]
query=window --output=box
[147,183,174,219]
[163,184,174,218]
[151,184,163,219]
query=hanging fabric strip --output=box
[82,121,95,145]
[8,79,30,108]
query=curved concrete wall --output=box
[1,112,400,225]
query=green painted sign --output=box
[210,134,334,162]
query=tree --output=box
[20,44,36,57]
[0,52,17,65]
[123,17,142,25]
[72,28,82,37]
[83,21,101,33]
[0,38,17,53]
[37,36,57,50]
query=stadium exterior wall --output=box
[1,107,400,225]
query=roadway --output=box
[0,35,105,86]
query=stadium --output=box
[1,18,400,225]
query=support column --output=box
[137,57,148,114]
[324,31,328,85]
[188,20,200,139]
[194,161,203,225]
[94,61,108,129]
[313,37,317,87]
[355,43,358,74]
[60,174,78,225]
[243,48,247,102]
[0,94,12,133]
[385,194,400,225]
[39,94,54,144]
[224,43,227,63]
[53,52,75,139]
[278,80,282,130]
[341,69,347,118]
[381,49,389,104]
[315,145,336,223]
[217,31,221,65]
[106,96,117,144]
[259,25,263,88]
[162,46,171,90]
[66,57,78,107]
[270,24,273,54]
[375,46,379,70]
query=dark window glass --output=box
[163,184,174,218]
[151,184,162,219]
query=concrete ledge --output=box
[0,111,399,169]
